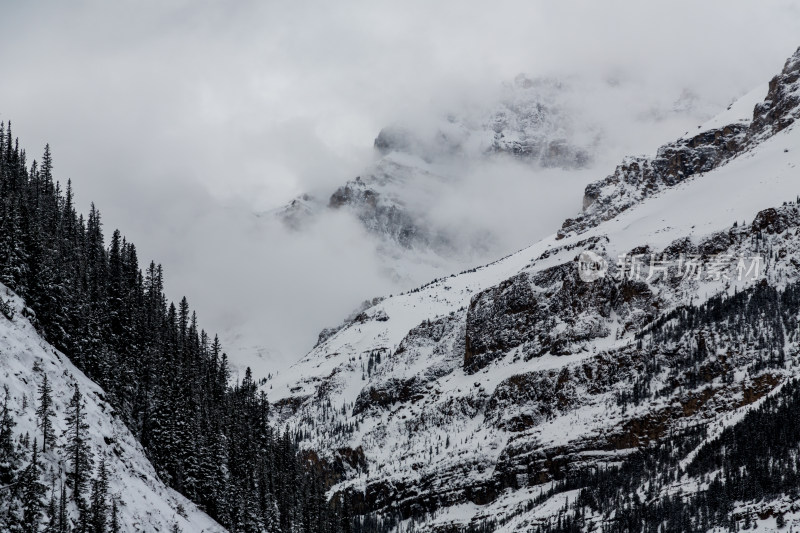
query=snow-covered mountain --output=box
[266,47,800,531]
[222,72,728,374]
[0,283,225,533]
[269,74,722,278]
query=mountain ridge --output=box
[267,46,800,532]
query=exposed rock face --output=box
[752,205,800,234]
[374,76,596,169]
[464,262,656,374]
[559,122,748,238]
[354,313,465,415]
[483,349,643,433]
[353,376,427,415]
[271,193,320,230]
[486,77,594,168]
[373,125,465,161]
[328,175,436,250]
[560,46,800,241]
[492,135,591,168]
[751,46,800,138]
[484,368,579,432]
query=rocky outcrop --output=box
[751,204,800,234]
[314,296,386,348]
[487,76,595,168]
[559,122,747,238]
[484,351,641,432]
[484,368,578,432]
[559,47,800,240]
[328,174,449,252]
[751,46,800,139]
[354,314,464,414]
[353,376,427,415]
[272,193,320,230]
[464,262,656,374]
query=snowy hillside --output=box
[0,284,225,533]
[267,47,800,531]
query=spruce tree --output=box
[36,375,55,453]
[62,384,92,502]
[57,480,67,533]
[0,385,19,487]
[89,458,108,533]
[44,488,57,533]
[110,497,120,533]
[20,442,46,533]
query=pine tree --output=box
[0,385,19,487]
[57,479,67,533]
[89,458,108,533]
[20,441,46,533]
[109,497,120,533]
[44,487,57,533]
[36,375,55,453]
[0,385,24,532]
[62,384,92,501]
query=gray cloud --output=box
[2,0,799,373]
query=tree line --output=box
[0,122,364,532]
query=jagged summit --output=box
[752,45,800,138]
[560,45,800,240]
[374,75,594,168]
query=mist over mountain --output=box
[225,72,753,370]
[3,1,800,372]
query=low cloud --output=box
[2,0,799,372]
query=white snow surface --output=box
[0,284,225,533]
[683,83,768,139]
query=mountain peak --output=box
[559,47,800,240]
[751,45,800,138]
[267,45,800,532]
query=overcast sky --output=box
[2,1,800,374]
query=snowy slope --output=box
[228,69,730,381]
[0,284,225,533]
[269,84,800,410]
[683,83,768,139]
[267,47,800,531]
